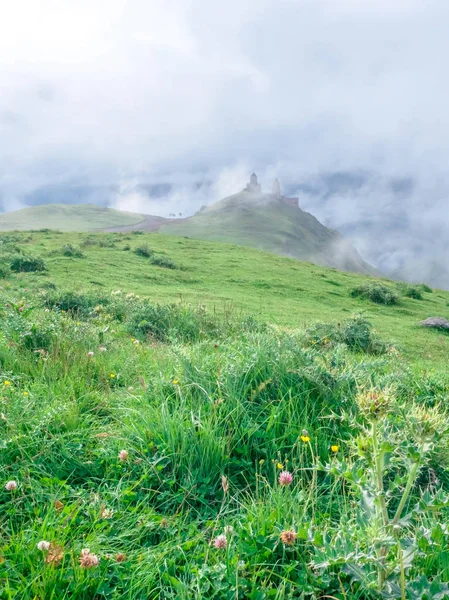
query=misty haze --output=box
[1,0,449,287]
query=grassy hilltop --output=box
[0,204,145,232]
[1,230,449,598]
[161,192,377,275]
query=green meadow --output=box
[1,230,449,599]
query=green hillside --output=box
[161,192,376,275]
[0,204,145,231]
[1,230,449,598]
[0,230,447,369]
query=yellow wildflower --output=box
[172,379,179,385]
[110,373,116,379]
[23,391,28,396]
[300,435,310,443]
[277,462,283,469]
[3,381,10,387]
[331,445,339,453]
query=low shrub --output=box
[10,256,46,273]
[60,244,84,258]
[403,284,423,300]
[44,291,110,317]
[150,254,177,269]
[350,282,398,305]
[98,237,116,248]
[306,314,389,354]
[127,302,220,342]
[134,244,153,258]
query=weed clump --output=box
[134,244,153,258]
[127,302,219,342]
[350,282,398,305]
[60,244,84,258]
[150,255,177,269]
[133,245,178,268]
[403,284,424,300]
[10,256,46,273]
[306,315,389,354]
[44,291,110,317]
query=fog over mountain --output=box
[1,0,449,286]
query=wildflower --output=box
[110,373,115,379]
[79,548,99,568]
[280,529,297,546]
[277,462,283,469]
[5,480,17,491]
[300,435,310,443]
[45,543,64,565]
[23,391,28,396]
[19,307,24,312]
[87,351,94,358]
[331,445,339,453]
[213,534,227,549]
[172,379,179,385]
[3,381,11,387]
[118,450,129,462]
[37,540,51,551]
[356,388,394,419]
[115,553,127,562]
[100,506,114,519]
[278,471,293,486]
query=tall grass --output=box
[1,291,449,599]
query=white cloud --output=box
[1,0,449,284]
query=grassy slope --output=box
[6,230,449,370]
[0,204,144,231]
[2,230,449,598]
[161,193,376,275]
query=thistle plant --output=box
[315,387,449,599]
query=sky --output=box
[1,0,449,284]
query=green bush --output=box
[403,284,423,300]
[60,244,84,258]
[10,256,46,273]
[127,302,220,342]
[306,314,389,354]
[350,282,398,305]
[150,254,177,269]
[44,291,110,316]
[98,237,116,248]
[134,244,153,258]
